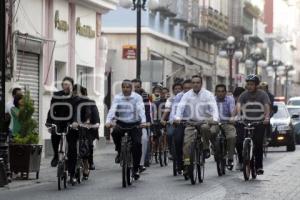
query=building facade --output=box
[5,0,117,153]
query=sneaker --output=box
[133,171,140,180]
[144,161,150,167]
[89,164,95,170]
[236,163,243,171]
[70,176,77,186]
[257,168,264,175]
[139,166,146,173]
[203,149,211,159]
[115,154,120,164]
[51,157,58,167]
[227,159,234,171]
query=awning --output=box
[149,50,187,67]
[172,51,213,76]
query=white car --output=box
[287,97,300,106]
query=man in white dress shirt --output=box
[175,75,219,166]
[105,80,147,180]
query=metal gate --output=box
[16,51,40,123]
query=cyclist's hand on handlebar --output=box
[105,123,113,128]
[71,122,79,129]
[173,119,181,124]
[160,120,167,126]
[263,118,270,125]
[140,123,147,128]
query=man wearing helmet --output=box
[235,74,271,175]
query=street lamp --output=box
[119,0,159,79]
[219,36,243,92]
[283,64,294,102]
[247,47,266,74]
[267,60,284,96]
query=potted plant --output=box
[9,90,42,180]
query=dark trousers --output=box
[253,125,265,169]
[67,132,78,176]
[236,123,265,169]
[174,125,185,170]
[235,123,244,164]
[111,122,142,172]
[51,134,61,158]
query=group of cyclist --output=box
[46,77,100,185]
[46,73,274,185]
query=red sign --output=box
[122,45,136,60]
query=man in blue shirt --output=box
[105,80,147,179]
[215,84,236,169]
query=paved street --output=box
[1,144,300,200]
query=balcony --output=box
[170,0,188,24]
[249,19,265,43]
[187,0,199,27]
[244,0,261,18]
[150,0,177,17]
[192,7,229,41]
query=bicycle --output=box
[73,124,99,182]
[182,121,209,185]
[214,123,227,177]
[238,121,263,181]
[46,123,69,191]
[113,124,140,188]
[151,121,169,167]
[214,121,235,176]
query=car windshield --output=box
[288,100,300,106]
[273,105,290,119]
[288,108,300,116]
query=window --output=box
[54,61,66,90]
[77,65,94,90]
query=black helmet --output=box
[245,74,260,85]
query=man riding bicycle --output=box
[105,80,147,180]
[235,75,271,175]
[214,84,236,169]
[174,75,219,170]
[162,80,192,174]
[46,77,75,168]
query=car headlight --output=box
[277,125,291,132]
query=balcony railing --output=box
[187,0,199,27]
[150,0,177,17]
[170,0,189,24]
[192,7,229,40]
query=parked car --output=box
[287,97,300,106]
[286,105,300,144]
[269,102,296,151]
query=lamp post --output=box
[219,36,243,92]
[246,47,266,74]
[284,64,294,102]
[267,60,284,96]
[120,0,158,79]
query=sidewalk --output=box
[0,142,116,191]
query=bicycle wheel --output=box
[243,142,251,181]
[57,162,64,190]
[63,172,67,189]
[198,149,205,183]
[164,150,168,166]
[215,140,223,177]
[251,158,257,179]
[122,162,128,188]
[127,151,132,186]
[189,143,199,185]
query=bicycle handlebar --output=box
[114,124,141,130]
